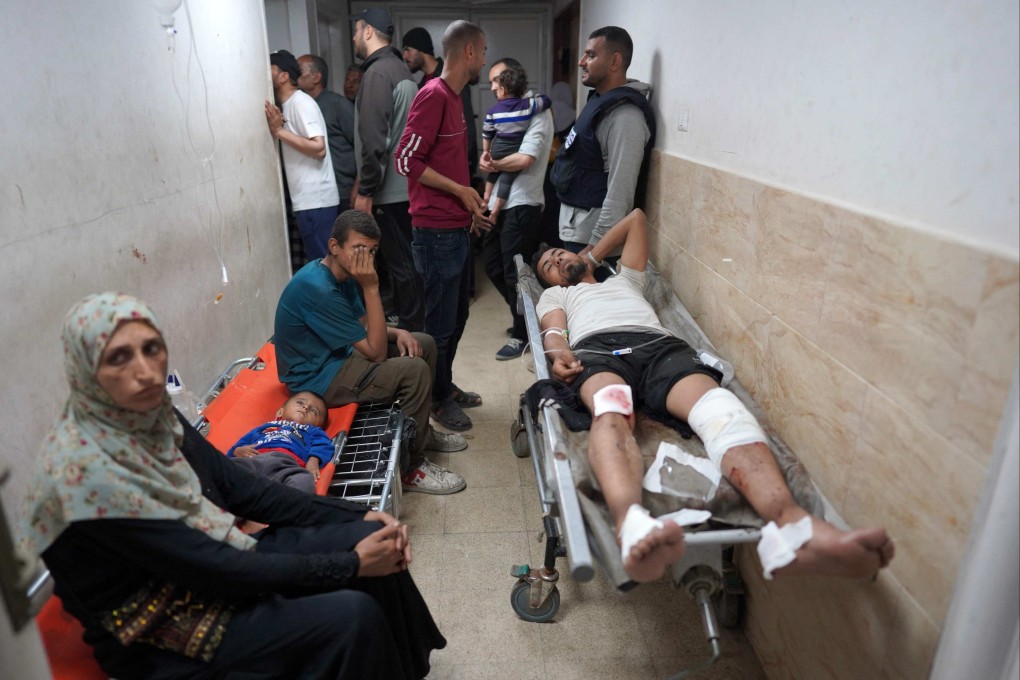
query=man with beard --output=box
[265,50,339,260]
[531,209,895,584]
[394,21,489,433]
[349,8,423,332]
[401,26,478,176]
[550,26,656,257]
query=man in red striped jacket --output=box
[394,20,490,433]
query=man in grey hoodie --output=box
[550,26,657,257]
[351,8,423,331]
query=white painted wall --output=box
[0,0,290,521]
[580,0,1019,257]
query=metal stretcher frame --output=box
[195,341,403,515]
[508,255,821,678]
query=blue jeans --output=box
[294,205,339,260]
[411,227,471,402]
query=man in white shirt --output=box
[266,50,340,260]
[479,58,553,361]
[533,209,895,584]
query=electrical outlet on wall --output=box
[676,107,689,133]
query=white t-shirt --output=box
[535,266,671,346]
[280,90,340,211]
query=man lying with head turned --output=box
[532,209,895,583]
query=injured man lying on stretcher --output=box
[532,209,895,583]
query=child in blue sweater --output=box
[481,62,551,225]
[227,392,333,494]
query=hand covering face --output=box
[19,292,255,555]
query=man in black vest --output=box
[551,26,656,257]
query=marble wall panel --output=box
[843,386,986,620]
[755,321,869,508]
[692,166,761,293]
[644,149,1018,675]
[948,256,1020,464]
[667,248,773,401]
[740,544,939,680]
[749,186,841,338]
[817,208,990,443]
[659,152,703,253]
[643,150,664,231]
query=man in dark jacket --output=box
[351,8,423,331]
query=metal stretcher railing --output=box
[508,255,824,678]
[195,341,403,515]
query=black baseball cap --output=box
[350,8,394,37]
[270,50,300,82]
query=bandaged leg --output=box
[592,383,635,428]
[618,504,687,583]
[757,516,813,580]
[686,387,768,467]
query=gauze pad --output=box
[757,517,813,580]
[619,504,663,562]
[592,384,634,421]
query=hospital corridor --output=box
[1,1,1018,679]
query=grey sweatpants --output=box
[231,451,315,493]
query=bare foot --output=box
[774,517,894,579]
[622,521,687,583]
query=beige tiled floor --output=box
[404,262,766,680]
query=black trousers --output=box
[376,202,424,331]
[482,204,542,340]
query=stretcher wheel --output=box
[510,419,530,458]
[510,581,559,622]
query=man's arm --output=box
[588,208,648,272]
[538,307,583,383]
[266,100,327,160]
[346,249,388,362]
[355,70,394,198]
[589,105,650,244]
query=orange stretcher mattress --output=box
[201,341,357,496]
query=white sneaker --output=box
[424,426,468,452]
[401,458,466,495]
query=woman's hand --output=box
[354,523,407,576]
[364,511,412,567]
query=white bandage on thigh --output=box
[619,504,663,561]
[592,384,634,418]
[757,517,813,580]
[686,387,768,467]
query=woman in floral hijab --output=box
[20,293,445,679]
[21,293,254,554]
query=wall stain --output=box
[131,247,147,264]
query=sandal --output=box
[431,397,473,432]
[451,383,483,408]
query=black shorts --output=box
[572,331,722,420]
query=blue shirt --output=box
[274,260,367,396]
[226,420,334,466]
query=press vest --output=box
[551,85,656,210]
